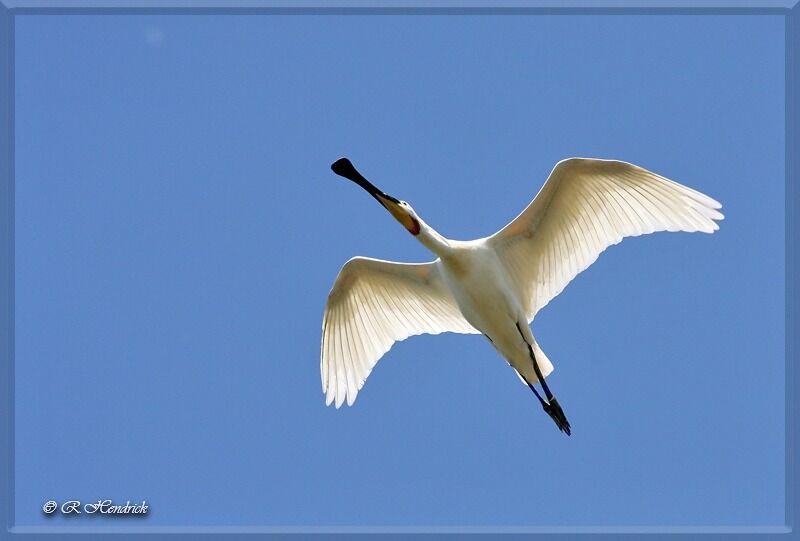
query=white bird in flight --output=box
[321,157,723,434]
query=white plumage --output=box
[321,157,722,431]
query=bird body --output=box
[322,157,723,434]
[435,242,553,387]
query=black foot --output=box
[542,397,571,436]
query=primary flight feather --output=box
[321,157,723,434]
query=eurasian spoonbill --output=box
[321,157,723,434]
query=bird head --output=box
[331,158,421,236]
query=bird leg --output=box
[515,322,571,436]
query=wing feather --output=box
[321,256,479,407]
[489,158,723,321]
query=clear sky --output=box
[14,13,784,528]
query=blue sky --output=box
[14,13,784,528]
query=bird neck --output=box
[415,218,451,257]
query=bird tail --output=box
[513,338,554,386]
[530,339,554,384]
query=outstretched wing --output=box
[321,256,478,407]
[489,158,723,321]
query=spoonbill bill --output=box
[321,157,722,435]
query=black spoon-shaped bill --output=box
[330,158,400,205]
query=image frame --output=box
[0,0,796,537]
